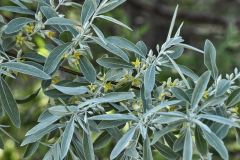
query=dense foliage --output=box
[0,0,240,159]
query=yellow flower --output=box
[52,76,60,84]
[88,84,96,92]
[103,82,113,92]
[73,51,81,60]
[24,24,34,34]
[46,31,55,38]
[132,58,141,68]
[203,91,209,99]
[16,33,25,46]
[158,93,165,101]
[131,78,141,87]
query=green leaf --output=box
[79,56,96,83]
[5,17,35,34]
[97,57,133,69]
[23,142,39,159]
[0,6,34,15]
[107,36,145,58]
[195,126,208,156]
[204,40,218,79]
[61,118,75,159]
[83,123,95,160]
[98,0,126,14]
[53,85,88,96]
[94,131,112,150]
[89,114,138,121]
[144,64,156,98]
[79,92,135,108]
[167,5,178,41]
[110,127,136,159]
[43,42,72,75]
[215,79,231,96]
[191,71,211,109]
[171,87,190,103]
[200,123,228,160]
[226,88,240,107]
[0,62,50,80]
[183,127,192,160]
[91,24,106,43]
[154,142,179,160]
[198,114,238,127]
[0,77,20,128]
[97,15,132,31]
[45,17,76,25]
[143,135,153,160]
[81,0,95,26]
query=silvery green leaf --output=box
[139,124,147,139]
[5,17,35,34]
[79,56,96,83]
[177,43,204,54]
[171,87,190,103]
[89,114,138,121]
[43,42,72,75]
[79,92,135,108]
[167,5,178,41]
[91,24,106,43]
[0,62,51,80]
[53,85,88,96]
[198,114,239,127]
[199,123,228,160]
[98,0,126,14]
[23,141,39,159]
[191,71,211,109]
[144,100,181,117]
[166,55,190,89]
[152,116,185,124]
[173,131,185,152]
[81,0,95,26]
[91,37,129,62]
[97,57,133,69]
[151,123,181,145]
[106,127,122,141]
[0,6,34,15]
[48,105,76,116]
[169,46,184,59]
[195,126,208,156]
[21,124,60,146]
[97,120,128,129]
[107,36,145,58]
[144,64,156,98]
[143,135,153,160]
[204,40,218,79]
[226,88,240,107]
[215,79,231,96]
[136,41,148,56]
[183,127,192,160]
[110,127,136,160]
[97,15,132,31]
[26,114,61,136]
[105,69,125,81]
[0,77,20,128]
[45,17,76,25]
[199,95,226,112]
[154,142,179,160]
[83,123,95,160]
[61,118,75,159]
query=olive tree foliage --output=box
[0,0,240,159]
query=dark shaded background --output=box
[0,0,239,159]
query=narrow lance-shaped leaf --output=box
[61,118,75,159]
[144,64,156,98]
[53,85,88,96]
[0,6,34,15]
[98,0,126,14]
[81,0,95,27]
[5,17,35,34]
[83,122,95,160]
[191,71,211,109]
[0,62,51,80]
[110,127,136,159]
[89,114,138,121]
[143,135,153,160]
[43,42,72,75]
[226,88,240,107]
[45,17,76,26]
[96,57,133,69]
[204,40,218,79]
[0,77,20,128]
[215,79,231,96]
[79,56,96,83]
[183,127,192,160]
[195,126,208,156]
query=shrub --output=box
[0,0,240,159]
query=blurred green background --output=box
[0,0,240,159]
